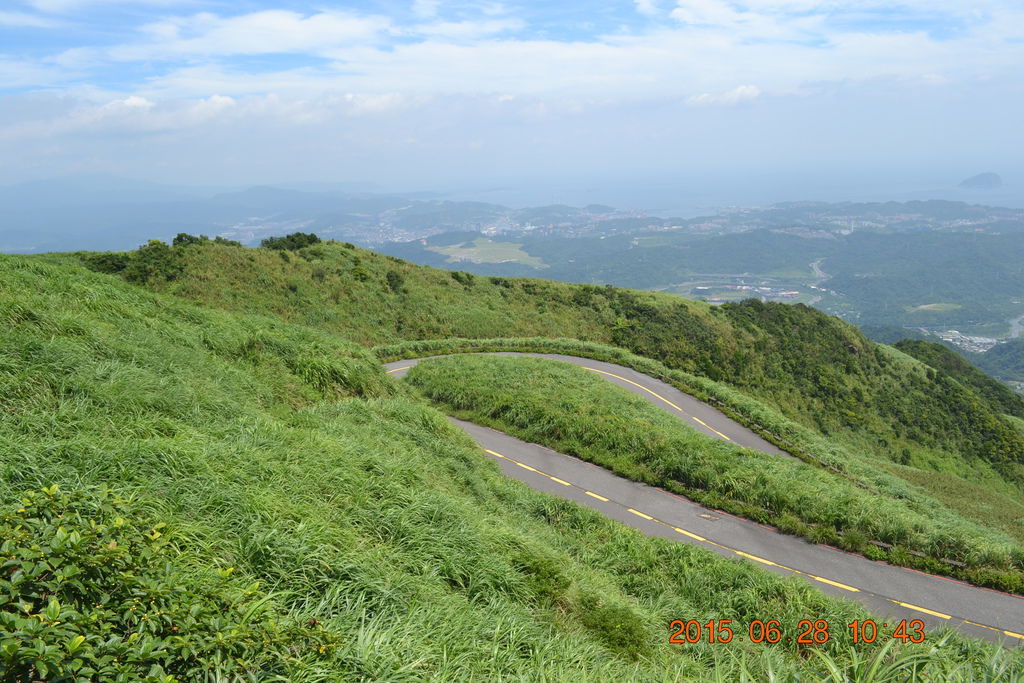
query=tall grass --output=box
[7,254,1019,678]
[406,354,1024,593]
[57,241,1024,493]
[376,337,1024,540]
[9,252,1024,677]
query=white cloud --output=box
[409,18,525,39]
[687,84,761,106]
[412,0,441,19]
[0,10,57,27]
[110,10,392,60]
[634,0,660,16]
[671,0,745,26]
[26,0,195,12]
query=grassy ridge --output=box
[10,255,1018,678]
[65,240,1024,495]
[377,337,1024,549]
[406,354,1024,593]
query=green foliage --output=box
[172,233,242,248]
[260,232,322,251]
[0,485,339,681]
[81,251,130,275]
[450,270,475,287]
[385,269,405,294]
[576,593,650,660]
[894,339,1024,419]
[5,251,1024,678]
[81,240,188,286]
[407,354,1024,591]
[973,338,1024,385]
[104,240,1024,493]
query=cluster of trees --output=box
[261,232,321,250]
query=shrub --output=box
[576,593,649,660]
[122,240,184,284]
[451,271,475,287]
[0,486,341,680]
[171,233,242,248]
[82,252,130,275]
[386,270,405,294]
[260,232,321,251]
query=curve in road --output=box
[385,353,1024,646]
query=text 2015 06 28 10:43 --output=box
[668,619,926,645]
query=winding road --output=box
[385,353,1024,646]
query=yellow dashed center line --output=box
[735,550,781,568]
[810,576,860,592]
[582,367,685,411]
[385,366,411,374]
[582,367,731,441]
[891,602,951,620]
[690,416,731,441]
[477,445,1019,639]
[674,527,707,542]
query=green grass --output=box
[9,254,1021,678]
[376,336,1024,555]
[406,354,1024,592]
[64,239,1024,500]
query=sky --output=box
[1,1,1023,207]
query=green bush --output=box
[260,233,321,251]
[386,270,405,294]
[172,233,242,248]
[0,486,340,681]
[576,593,650,660]
[81,252,130,275]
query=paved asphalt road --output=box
[384,353,1024,646]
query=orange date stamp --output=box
[668,619,926,645]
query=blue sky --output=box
[1,1,1022,201]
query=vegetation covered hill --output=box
[893,339,1024,418]
[6,253,961,680]
[66,239,1024,494]
[973,338,1024,385]
[6,240,1024,676]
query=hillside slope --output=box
[66,239,1024,495]
[7,253,959,680]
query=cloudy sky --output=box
[1,1,1022,204]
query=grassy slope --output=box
[16,254,1015,679]
[406,355,1024,589]
[61,242,1024,527]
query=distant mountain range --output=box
[0,175,645,254]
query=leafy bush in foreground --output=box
[0,486,339,681]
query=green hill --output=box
[893,339,1024,418]
[8,239,1024,676]
[67,239,1024,494]
[10,252,1024,678]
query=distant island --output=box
[959,172,1003,189]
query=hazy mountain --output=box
[960,172,1003,190]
